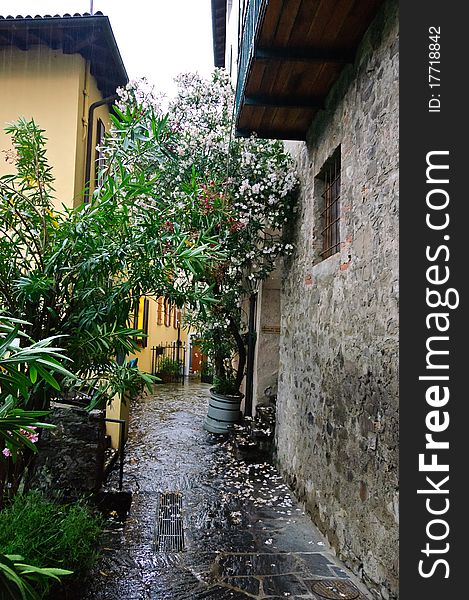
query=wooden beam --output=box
[30,28,61,50]
[72,34,96,53]
[255,46,354,64]
[236,127,306,141]
[89,65,121,90]
[4,31,30,51]
[0,31,13,45]
[244,94,323,109]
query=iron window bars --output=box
[319,147,341,259]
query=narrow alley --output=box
[82,383,371,600]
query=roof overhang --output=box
[0,12,128,98]
[211,0,227,68]
[235,0,386,140]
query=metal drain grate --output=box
[309,580,360,600]
[154,491,185,552]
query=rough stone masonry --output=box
[28,402,106,500]
[276,1,399,599]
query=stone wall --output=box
[28,402,106,499]
[276,2,399,598]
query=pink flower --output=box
[2,448,12,458]
[229,220,245,232]
[20,427,39,443]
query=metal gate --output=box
[151,342,186,383]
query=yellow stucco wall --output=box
[106,393,130,450]
[106,299,189,449]
[0,45,111,209]
[129,297,189,374]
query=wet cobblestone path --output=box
[83,383,371,600]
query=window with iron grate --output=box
[317,147,341,260]
[95,118,106,187]
[164,298,171,328]
[157,297,163,325]
[173,308,181,329]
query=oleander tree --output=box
[117,71,298,394]
[0,106,223,409]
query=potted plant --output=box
[194,325,243,433]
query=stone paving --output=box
[82,382,372,600]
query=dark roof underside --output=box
[236,0,386,140]
[211,0,227,68]
[0,12,128,98]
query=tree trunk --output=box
[228,316,246,393]
[212,330,226,381]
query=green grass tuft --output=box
[0,491,103,580]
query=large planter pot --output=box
[203,388,243,434]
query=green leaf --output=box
[34,364,60,390]
[29,365,37,384]
[15,564,73,579]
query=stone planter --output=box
[27,402,105,500]
[203,388,243,434]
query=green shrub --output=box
[158,356,181,376]
[0,492,103,583]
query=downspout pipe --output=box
[244,292,257,418]
[84,94,118,203]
